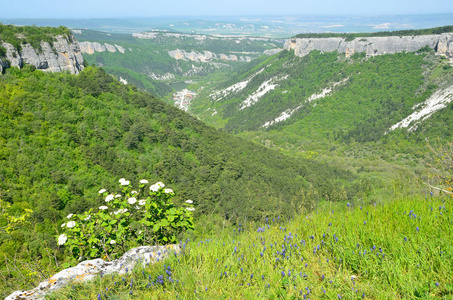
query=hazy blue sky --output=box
[2,0,453,18]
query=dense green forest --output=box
[0,23,71,51]
[189,44,453,197]
[294,25,453,40]
[193,47,453,143]
[0,65,372,295]
[193,50,431,138]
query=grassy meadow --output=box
[48,192,453,299]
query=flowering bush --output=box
[57,179,194,260]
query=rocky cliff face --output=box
[1,35,84,74]
[79,41,126,54]
[284,33,453,58]
[168,49,252,63]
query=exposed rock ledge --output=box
[285,33,453,58]
[1,35,84,75]
[79,41,126,54]
[6,244,179,300]
[168,49,252,63]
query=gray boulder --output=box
[6,244,180,300]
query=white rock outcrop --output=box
[263,48,283,56]
[285,33,453,58]
[389,85,453,132]
[168,49,253,63]
[168,49,216,62]
[79,42,128,55]
[6,244,180,300]
[1,35,84,74]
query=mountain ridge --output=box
[286,33,453,59]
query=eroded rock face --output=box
[104,43,117,52]
[6,244,180,300]
[1,35,84,74]
[284,33,453,58]
[0,57,9,73]
[79,42,128,54]
[115,44,125,53]
[263,48,283,56]
[168,49,217,62]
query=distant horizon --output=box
[2,0,453,19]
[2,13,452,38]
[2,12,453,20]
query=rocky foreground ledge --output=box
[6,244,180,300]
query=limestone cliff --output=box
[168,49,252,63]
[79,41,127,54]
[284,33,453,58]
[1,35,84,74]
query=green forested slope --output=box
[190,47,453,194]
[195,50,436,141]
[0,66,367,279]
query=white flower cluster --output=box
[99,206,108,210]
[185,200,195,211]
[150,181,165,192]
[105,194,114,202]
[138,199,146,206]
[119,178,130,186]
[67,221,76,228]
[139,179,149,184]
[114,208,128,215]
[58,234,67,245]
[127,197,137,205]
[98,189,107,194]
[67,214,73,219]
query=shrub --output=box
[57,178,194,261]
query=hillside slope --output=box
[192,45,453,142]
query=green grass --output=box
[48,193,453,299]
